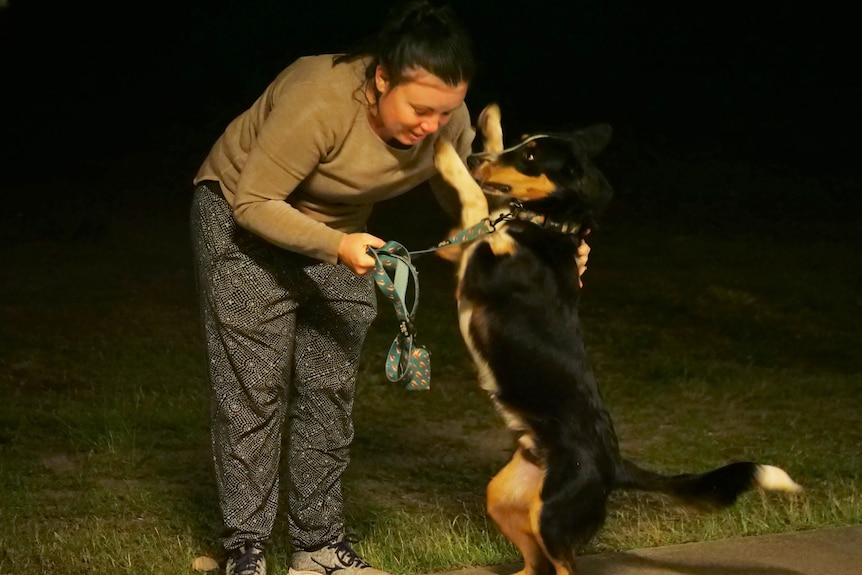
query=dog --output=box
[433,103,801,575]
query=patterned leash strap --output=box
[408,218,496,256]
[369,241,431,390]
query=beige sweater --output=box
[195,54,475,263]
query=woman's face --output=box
[369,65,468,147]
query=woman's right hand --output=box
[576,238,590,288]
[338,232,386,275]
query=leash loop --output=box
[369,241,431,390]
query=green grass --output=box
[1,161,860,574]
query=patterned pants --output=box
[190,183,377,551]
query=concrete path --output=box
[431,524,862,575]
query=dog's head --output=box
[467,124,614,224]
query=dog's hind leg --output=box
[527,475,580,575]
[535,532,578,575]
[487,448,554,575]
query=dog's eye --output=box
[523,152,534,162]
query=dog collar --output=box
[512,208,583,235]
[492,201,582,235]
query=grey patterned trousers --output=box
[190,182,377,551]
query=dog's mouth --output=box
[479,181,511,196]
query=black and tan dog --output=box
[434,103,801,575]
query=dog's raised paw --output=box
[434,139,466,179]
[478,103,503,152]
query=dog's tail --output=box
[615,459,802,509]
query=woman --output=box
[191,2,476,574]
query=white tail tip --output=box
[756,464,803,492]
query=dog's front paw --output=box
[434,139,464,181]
[434,241,463,264]
[518,433,541,463]
[435,138,489,230]
[488,230,517,256]
[478,103,503,153]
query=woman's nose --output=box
[421,116,440,134]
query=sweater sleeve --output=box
[232,72,350,263]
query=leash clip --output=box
[399,319,415,337]
[489,200,525,231]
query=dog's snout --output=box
[467,153,493,171]
[466,155,483,171]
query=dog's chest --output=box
[459,226,580,306]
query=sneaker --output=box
[288,534,390,575]
[226,541,267,575]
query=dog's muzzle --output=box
[479,182,512,195]
[466,153,492,171]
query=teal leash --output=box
[369,241,431,390]
[407,218,497,257]
[368,219,496,391]
[408,199,586,257]
[369,200,581,390]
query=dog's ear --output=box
[570,123,613,158]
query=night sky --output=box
[2,1,859,184]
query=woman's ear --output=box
[375,65,390,94]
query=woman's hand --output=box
[338,232,386,275]
[576,238,591,288]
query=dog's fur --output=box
[434,103,801,575]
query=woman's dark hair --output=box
[334,0,475,88]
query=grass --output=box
[1,156,860,575]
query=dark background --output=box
[1,1,859,213]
